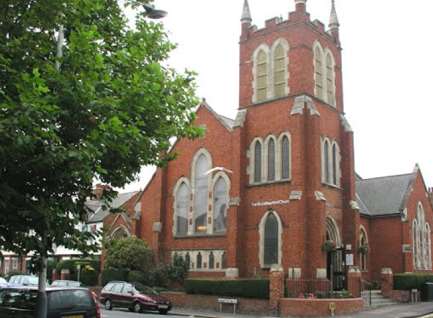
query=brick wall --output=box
[279,298,364,317]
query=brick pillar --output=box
[60,269,70,280]
[347,266,361,298]
[269,266,284,315]
[381,268,393,298]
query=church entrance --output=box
[325,217,346,291]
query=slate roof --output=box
[87,191,138,223]
[356,173,415,216]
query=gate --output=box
[327,247,347,291]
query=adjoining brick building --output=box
[111,0,433,287]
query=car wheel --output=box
[159,309,168,315]
[133,302,142,313]
[104,299,112,310]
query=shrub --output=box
[80,265,99,286]
[127,270,147,285]
[184,279,269,299]
[101,268,128,286]
[394,273,433,290]
[56,258,100,284]
[166,255,189,285]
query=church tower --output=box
[237,0,359,282]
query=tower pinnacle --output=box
[329,0,339,30]
[241,0,252,24]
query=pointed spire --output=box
[329,0,339,30]
[241,0,252,24]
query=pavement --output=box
[101,302,433,318]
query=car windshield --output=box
[48,290,93,310]
[23,276,38,285]
[133,283,159,296]
[0,278,7,284]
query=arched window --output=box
[262,212,280,267]
[175,182,190,236]
[324,140,330,184]
[256,50,268,102]
[213,177,228,233]
[326,52,336,106]
[209,252,215,269]
[194,154,210,233]
[254,140,262,183]
[359,229,368,271]
[185,253,191,269]
[314,44,324,100]
[267,138,276,181]
[414,203,431,270]
[273,43,286,98]
[281,135,290,180]
[196,252,202,269]
[332,143,338,186]
[221,252,227,269]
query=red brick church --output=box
[110,0,433,287]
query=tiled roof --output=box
[356,173,415,216]
[87,191,138,223]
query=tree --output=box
[0,0,200,315]
[104,237,154,272]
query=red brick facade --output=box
[115,0,433,286]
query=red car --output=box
[100,281,172,314]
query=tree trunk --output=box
[36,255,48,318]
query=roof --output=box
[87,191,138,223]
[356,173,415,216]
[200,101,235,130]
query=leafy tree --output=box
[0,0,200,315]
[104,237,154,272]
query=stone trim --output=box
[259,210,283,268]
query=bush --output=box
[80,265,99,286]
[394,273,433,290]
[101,268,128,286]
[127,270,147,285]
[166,255,189,285]
[185,279,269,299]
[56,258,100,284]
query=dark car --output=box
[100,281,172,314]
[0,286,101,318]
[51,280,82,288]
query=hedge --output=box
[184,279,269,299]
[101,268,128,286]
[394,273,433,290]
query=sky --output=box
[122,0,433,192]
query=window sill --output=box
[174,232,227,239]
[252,95,289,106]
[249,179,291,188]
[322,182,341,190]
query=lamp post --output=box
[143,4,167,19]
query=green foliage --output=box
[0,0,200,265]
[127,270,147,285]
[394,273,433,290]
[55,258,100,285]
[184,279,270,299]
[101,268,128,286]
[166,254,189,285]
[104,237,154,272]
[80,265,99,286]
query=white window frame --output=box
[271,38,290,99]
[321,137,341,187]
[277,132,292,181]
[249,137,264,184]
[324,49,336,107]
[264,135,278,182]
[210,171,231,235]
[252,44,271,104]
[259,210,283,268]
[313,41,325,100]
[172,177,192,237]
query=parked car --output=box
[0,286,101,318]
[51,280,81,288]
[8,275,38,287]
[0,278,8,289]
[100,281,172,314]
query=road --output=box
[102,308,185,318]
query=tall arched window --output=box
[185,252,191,269]
[314,45,324,100]
[213,177,228,233]
[194,154,210,233]
[175,182,190,236]
[267,138,276,181]
[256,50,268,102]
[254,141,262,183]
[414,203,431,270]
[261,212,281,267]
[281,135,290,180]
[273,44,286,98]
[332,143,338,186]
[413,219,418,269]
[359,229,368,271]
[196,252,202,269]
[209,252,215,269]
[326,52,336,106]
[324,140,330,184]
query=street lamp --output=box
[143,4,167,19]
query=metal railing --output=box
[286,279,331,298]
[360,279,373,306]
